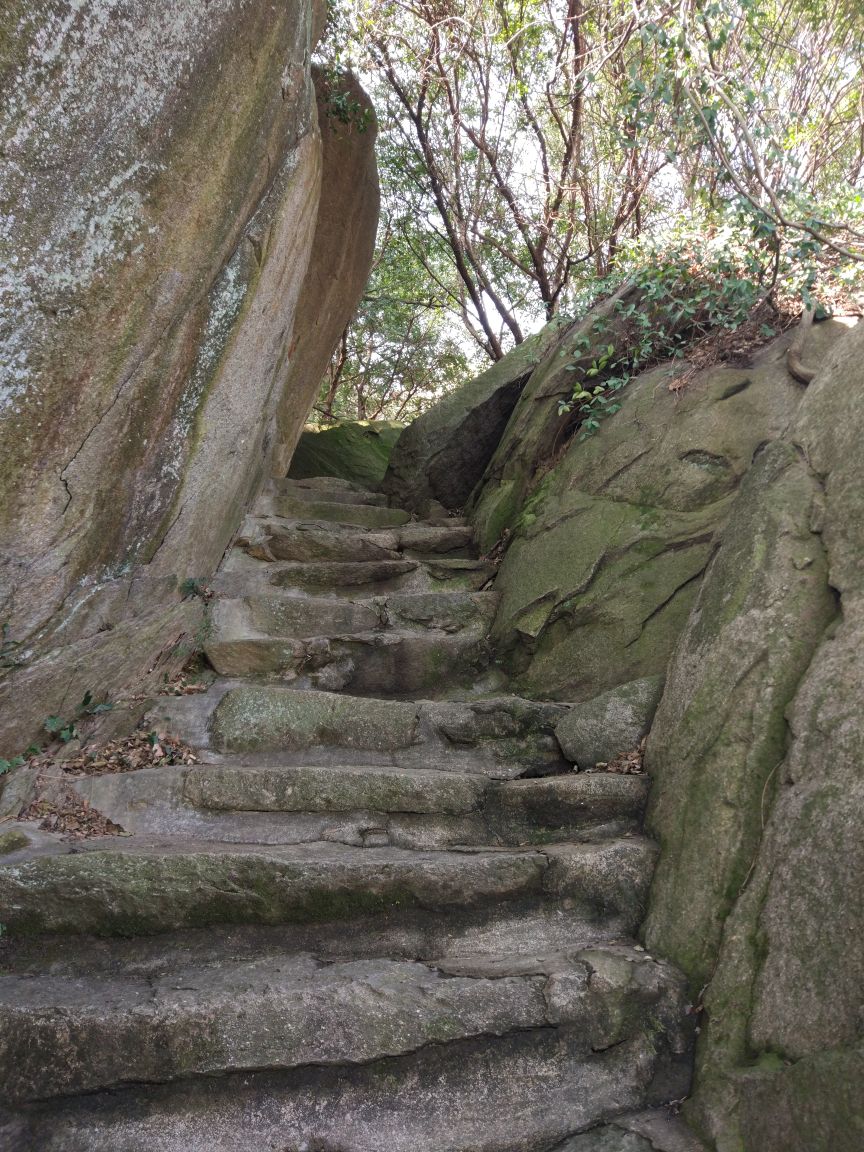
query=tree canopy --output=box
[315,0,864,421]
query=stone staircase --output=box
[0,476,703,1152]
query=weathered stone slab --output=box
[0,841,547,936]
[555,678,664,767]
[0,955,548,1101]
[210,686,420,753]
[271,69,381,475]
[487,774,650,841]
[184,762,487,815]
[0,1028,683,1152]
[644,440,836,991]
[264,496,411,528]
[544,838,659,929]
[0,4,382,752]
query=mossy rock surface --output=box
[288,421,404,488]
[644,320,864,1152]
[644,440,836,992]
[210,685,420,754]
[0,1,379,752]
[477,319,850,702]
[383,318,568,515]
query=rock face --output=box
[643,320,864,1152]
[271,72,381,477]
[643,441,836,989]
[0,3,378,753]
[383,317,569,515]
[483,321,849,701]
[468,282,700,554]
[383,296,862,1148]
[288,420,403,487]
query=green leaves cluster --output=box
[559,214,792,436]
[0,691,114,775]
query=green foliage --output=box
[559,215,790,435]
[40,691,114,748]
[318,0,863,422]
[0,689,115,772]
[180,577,207,598]
[44,715,77,744]
[314,213,480,422]
[318,67,374,132]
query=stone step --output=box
[396,521,475,554]
[152,684,571,776]
[269,477,389,506]
[209,589,499,640]
[0,900,621,978]
[205,626,492,694]
[280,475,374,494]
[63,763,649,849]
[0,944,687,1105]
[223,557,423,593]
[0,956,692,1150]
[235,519,476,564]
[0,836,657,938]
[186,761,486,814]
[211,552,496,598]
[203,590,499,691]
[384,589,498,629]
[256,494,412,527]
[421,555,496,582]
[484,772,650,843]
[236,519,403,563]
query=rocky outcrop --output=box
[643,320,864,1152]
[0,3,378,752]
[271,71,381,476]
[485,321,850,701]
[379,297,863,1148]
[383,317,569,515]
[468,283,696,553]
[288,420,403,487]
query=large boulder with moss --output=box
[481,318,850,701]
[288,421,403,488]
[382,318,569,515]
[642,319,864,1152]
[469,283,694,553]
[0,3,378,752]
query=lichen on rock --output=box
[0,1,379,753]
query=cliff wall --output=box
[0,2,378,750]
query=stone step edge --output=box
[267,479,389,506]
[205,625,492,648]
[0,944,687,1104]
[0,837,658,937]
[153,681,572,758]
[62,760,649,820]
